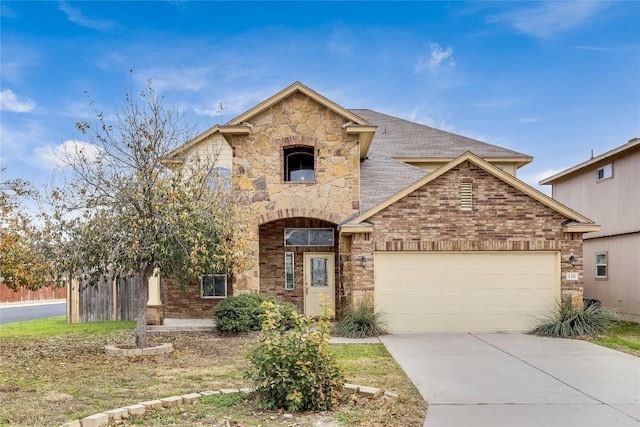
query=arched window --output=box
[284,146,315,182]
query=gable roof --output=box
[164,82,377,162]
[351,109,533,211]
[228,82,370,126]
[345,151,598,231]
[539,137,640,185]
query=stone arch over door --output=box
[257,208,344,226]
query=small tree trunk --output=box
[135,265,152,349]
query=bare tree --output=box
[43,83,252,348]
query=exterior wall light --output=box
[569,254,576,267]
[361,256,367,268]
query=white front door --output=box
[303,253,335,317]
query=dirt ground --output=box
[0,329,426,426]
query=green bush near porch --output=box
[335,299,388,338]
[213,293,296,333]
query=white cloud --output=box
[474,99,519,111]
[0,89,37,112]
[136,66,214,92]
[487,2,608,38]
[518,117,539,124]
[518,168,563,194]
[192,87,278,121]
[327,28,355,55]
[58,1,118,31]
[415,43,455,73]
[34,140,102,170]
[1,3,17,18]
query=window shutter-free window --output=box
[284,252,294,290]
[596,164,613,181]
[202,275,227,298]
[596,253,608,278]
[284,228,334,246]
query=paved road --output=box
[0,301,66,325]
[380,333,640,427]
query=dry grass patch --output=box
[0,321,425,426]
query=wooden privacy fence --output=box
[67,276,137,323]
[0,282,66,304]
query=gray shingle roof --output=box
[349,109,532,211]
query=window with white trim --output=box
[201,274,227,298]
[595,253,608,279]
[596,164,613,181]
[284,252,295,290]
[284,228,334,246]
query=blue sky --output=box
[1,1,639,199]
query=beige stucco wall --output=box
[584,233,640,320]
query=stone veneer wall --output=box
[227,92,361,294]
[259,218,337,313]
[348,161,584,303]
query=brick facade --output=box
[158,84,591,324]
[346,161,585,303]
[162,276,226,319]
[259,218,337,313]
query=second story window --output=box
[284,146,315,182]
[596,164,613,181]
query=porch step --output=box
[148,318,215,333]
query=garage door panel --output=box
[374,252,559,332]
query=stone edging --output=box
[59,384,399,427]
[104,343,173,356]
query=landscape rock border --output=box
[104,343,173,356]
[59,384,398,427]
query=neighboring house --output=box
[149,82,598,332]
[540,138,640,321]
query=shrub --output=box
[335,299,388,338]
[213,293,296,333]
[244,301,344,411]
[531,297,618,338]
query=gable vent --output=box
[460,182,472,211]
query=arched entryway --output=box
[259,216,338,316]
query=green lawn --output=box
[590,320,640,356]
[0,316,134,337]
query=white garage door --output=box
[374,251,559,332]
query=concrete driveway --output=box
[380,333,640,426]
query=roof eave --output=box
[227,82,372,127]
[562,224,601,233]
[338,223,375,235]
[540,137,640,185]
[352,151,594,225]
[345,125,377,159]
